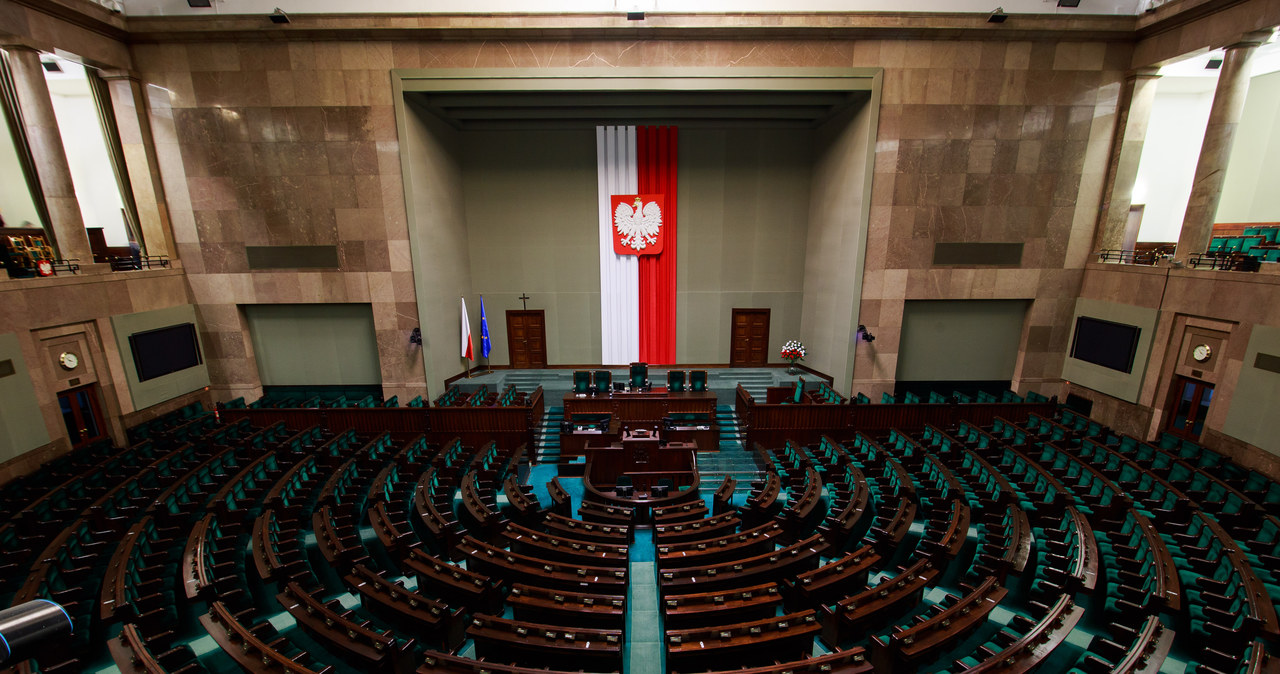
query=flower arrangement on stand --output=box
[781,340,806,374]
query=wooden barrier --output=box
[734,385,1057,449]
[221,386,542,451]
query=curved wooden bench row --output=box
[467,614,622,671]
[663,582,783,629]
[782,544,880,609]
[201,602,335,674]
[656,511,741,544]
[658,533,828,595]
[499,522,629,568]
[402,546,501,612]
[276,581,413,672]
[542,512,631,543]
[458,535,629,593]
[507,583,626,629]
[345,564,466,651]
[667,611,822,672]
[871,576,1008,673]
[657,521,784,569]
[821,556,940,645]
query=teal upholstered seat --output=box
[573,370,591,394]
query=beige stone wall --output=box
[127,36,1128,404]
[1068,262,1280,474]
[852,40,1128,400]
[133,41,425,403]
[0,269,195,457]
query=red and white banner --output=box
[597,126,678,364]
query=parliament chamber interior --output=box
[2,0,1280,672]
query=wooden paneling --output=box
[221,387,542,451]
[735,385,1057,448]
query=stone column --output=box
[100,70,175,259]
[1175,33,1270,261]
[5,45,100,269]
[1094,68,1160,255]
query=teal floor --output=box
[628,560,663,674]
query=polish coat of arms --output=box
[612,194,664,256]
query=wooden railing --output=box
[734,384,1056,448]
[221,387,542,451]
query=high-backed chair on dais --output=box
[573,370,591,395]
[630,362,649,389]
[689,369,708,392]
[668,370,686,392]
[593,370,612,394]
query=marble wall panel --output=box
[128,33,1131,401]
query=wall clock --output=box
[1191,344,1212,363]
[58,351,79,370]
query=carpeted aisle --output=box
[627,530,662,674]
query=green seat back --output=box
[630,362,648,387]
[689,369,708,392]
[667,369,686,392]
[593,370,612,391]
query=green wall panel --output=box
[898,299,1032,383]
[110,304,213,412]
[244,304,381,386]
[0,333,51,461]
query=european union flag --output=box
[479,295,491,358]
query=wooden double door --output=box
[58,383,109,449]
[730,308,770,366]
[1165,376,1214,441]
[507,310,547,368]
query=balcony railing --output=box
[1187,252,1261,272]
[1096,249,1171,265]
[109,255,171,271]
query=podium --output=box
[585,429,695,491]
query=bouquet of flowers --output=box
[780,340,806,365]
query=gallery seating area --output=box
[1,373,1278,674]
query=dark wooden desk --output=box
[507,583,626,629]
[563,390,716,430]
[468,614,622,671]
[662,582,784,629]
[585,432,696,485]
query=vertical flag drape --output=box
[597,125,678,364]
[597,125,640,364]
[636,126,678,364]
[460,297,473,360]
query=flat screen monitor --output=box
[1070,316,1140,374]
[129,323,203,382]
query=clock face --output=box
[58,351,79,371]
[1192,344,1212,363]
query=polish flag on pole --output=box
[461,297,473,360]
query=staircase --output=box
[534,407,563,465]
[696,405,763,495]
[727,370,777,403]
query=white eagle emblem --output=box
[614,196,663,252]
